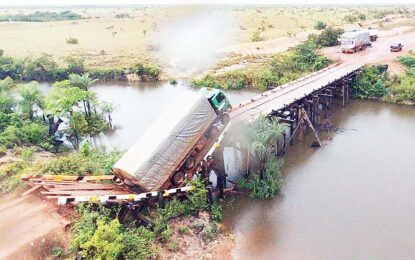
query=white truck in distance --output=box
[338,30,371,53]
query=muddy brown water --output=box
[221,100,415,260]
[40,81,415,259]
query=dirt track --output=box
[0,193,70,259]
[321,26,415,73]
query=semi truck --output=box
[368,28,379,42]
[112,88,231,192]
[338,30,371,53]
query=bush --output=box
[115,13,131,19]
[210,202,223,222]
[239,158,283,199]
[66,38,79,45]
[134,63,160,81]
[314,20,327,30]
[398,54,415,68]
[202,223,219,242]
[79,219,124,259]
[0,160,28,193]
[72,204,159,260]
[251,31,263,42]
[344,14,358,23]
[351,66,389,99]
[308,27,344,48]
[42,144,121,176]
[0,122,48,149]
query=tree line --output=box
[0,50,161,82]
[0,11,83,22]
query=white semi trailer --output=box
[338,30,371,53]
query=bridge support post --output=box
[289,109,295,146]
[312,95,319,126]
[342,84,346,107]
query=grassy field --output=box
[0,5,414,71]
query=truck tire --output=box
[184,156,196,170]
[172,171,185,186]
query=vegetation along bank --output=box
[192,27,344,91]
[0,50,161,82]
[351,52,415,105]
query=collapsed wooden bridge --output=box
[22,62,364,205]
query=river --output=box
[42,81,415,259]
[88,80,258,151]
[39,80,259,151]
[221,100,415,260]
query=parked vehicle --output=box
[112,89,231,192]
[338,30,371,53]
[390,42,404,52]
[368,28,378,42]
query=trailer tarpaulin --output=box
[112,91,217,191]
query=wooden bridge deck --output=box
[229,62,363,123]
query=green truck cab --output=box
[199,87,232,114]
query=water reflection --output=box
[222,100,415,260]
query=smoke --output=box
[155,9,235,78]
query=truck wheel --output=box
[172,171,185,186]
[184,156,196,170]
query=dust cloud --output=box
[155,8,236,78]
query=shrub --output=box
[79,219,124,259]
[251,31,263,42]
[178,225,190,235]
[398,54,415,68]
[351,66,389,99]
[65,56,85,75]
[358,13,367,21]
[308,27,344,47]
[134,63,160,80]
[202,223,219,242]
[20,147,35,163]
[66,38,79,45]
[344,14,358,23]
[167,240,178,251]
[314,20,327,30]
[42,144,121,176]
[115,13,131,19]
[239,158,283,199]
[210,202,223,222]
[0,160,27,193]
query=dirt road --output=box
[321,26,415,73]
[0,193,70,259]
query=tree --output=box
[18,82,44,120]
[21,53,60,81]
[65,56,85,75]
[0,77,15,114]
[250,116,287,175]
[45,86,90,149]
[314,20,327,30]
[101,101,116,127]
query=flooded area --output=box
[40,80,258,151]
[90,80,257,150]
[222,100,415,260]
